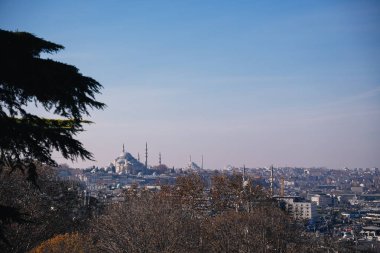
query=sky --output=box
[1,0,379,169]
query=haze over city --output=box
[1,0,379,169]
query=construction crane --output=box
[280,176,285,197]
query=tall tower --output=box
[138,152,140,162]
[201,155,204,170]
[270,165,274,197]
[159,152,162,166]
[145,142,148,168]
[243,164,246,182]
[122,143,125,153]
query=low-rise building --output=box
[276,196,319,221]
[310,194,332,208]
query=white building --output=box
[277,196,319,221]
[112,145,147,175]
[291,201,318,220]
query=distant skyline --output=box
[1,1,379,169]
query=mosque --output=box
[113,144,148,175]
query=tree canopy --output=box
[0,29,105,178]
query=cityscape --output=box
[54,143,380,251]
[1,1,379,252]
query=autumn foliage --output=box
[29,233,88,253]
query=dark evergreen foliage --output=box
[0,29,105,176]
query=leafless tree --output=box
[91,174,324,253]
[92,190,202,252]
[0,165,90,252]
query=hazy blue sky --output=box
[1,1,379,169]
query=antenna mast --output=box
[243,165,246,182]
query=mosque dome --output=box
[119,152,128,159]
[113,143,148,175]
[117,159,126,164]
[118,144,128,159]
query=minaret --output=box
[201,155,204,170]
[138,153,140,162]
[123,143,125,153]
[145,142,148,168]
[270,165,274,197]
[159,152,162,166]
